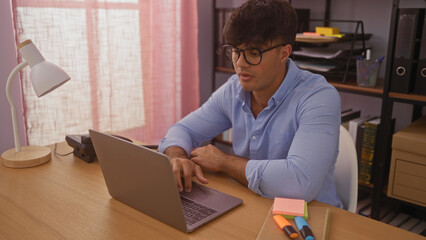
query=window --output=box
[12,0,199,145]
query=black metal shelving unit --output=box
[371,0,426,219]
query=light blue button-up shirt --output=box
[159,59,343,208]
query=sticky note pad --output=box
[282,202,308,220]
[272,197,305,216]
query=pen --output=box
[273,215,299,239]
[295,216,314,240]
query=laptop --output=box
[89,129,243,233]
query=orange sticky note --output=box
[272,197,305,216]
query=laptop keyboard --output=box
[180,196,217,225]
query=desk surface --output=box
[0,142,423,240]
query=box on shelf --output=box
[387,116,426,207]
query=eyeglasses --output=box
[222,43,286,65]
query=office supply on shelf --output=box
[316,27,339,35]
[365,49,371,60]
[272,197,305,216]
[356,57,384,87]
[314,27,345,38]
[295,216,315,240]
[390,8,425,93]
[1,39,70,168]
[273,215,299,239]
[359,117,381,185]
[295,34,339,43]
[415,15,426,95]
[257,206,331,240]
[89,130,242,233]
[293,60,336,72]
[348,116,376,161]
[348,115,374,143]
[293,47,342,59]
[341,110,361,124]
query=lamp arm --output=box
[6,61,29,152]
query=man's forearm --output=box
[221,154,249,187]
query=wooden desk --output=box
[0,142,423,240]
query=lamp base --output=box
[1,146,51,168]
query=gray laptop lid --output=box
[89,130,242,233]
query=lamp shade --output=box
[18,39,70,97]
[31,61,70,97]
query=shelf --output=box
[215,66,384,97]
[329,79,384,97]
[358,181,374,190]
[388,92,426,105]
[296,33,372,44]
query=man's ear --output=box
[280,44,292,63]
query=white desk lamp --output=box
[1,39,70,168]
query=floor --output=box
[356,190,426,237]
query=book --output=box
[341,110,361,126]
[348,115,374,143]
[359,117,380,184]
[257,206,331,240]
[348,116,377,163]
[272,197,305,216]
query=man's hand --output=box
[190,144,249,186]
[164,146,208,192]
[190,144,226,172]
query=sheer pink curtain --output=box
[12,0,199,145]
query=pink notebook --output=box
[271,197,305,216]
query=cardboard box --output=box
[387,116,426,207]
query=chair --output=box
[334,125,358,212]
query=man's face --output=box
[233,41,290,95]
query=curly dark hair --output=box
[223,0,298,48]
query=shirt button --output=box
[252,136,257,140]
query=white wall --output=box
[0,0,26,153]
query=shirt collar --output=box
[270,58,300,106]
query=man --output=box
[158,0,342,208]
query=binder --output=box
[390,8,425,93]
[415,13,426,95]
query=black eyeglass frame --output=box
[222,42,287,65]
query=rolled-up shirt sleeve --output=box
[158,81,233,156]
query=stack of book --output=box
[341,109,384,185]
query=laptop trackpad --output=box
[180,181,243,212]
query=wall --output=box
[197,0,214,104]
[0,0,26,153]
